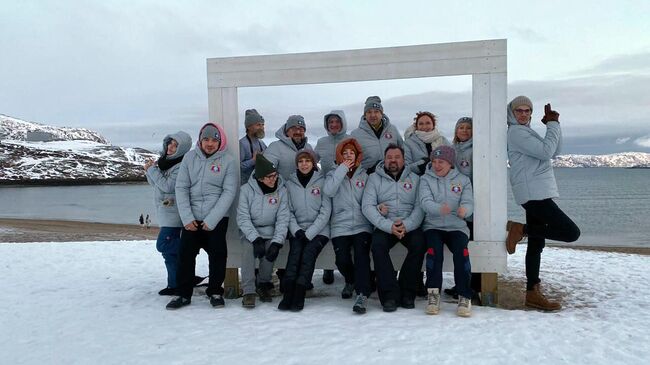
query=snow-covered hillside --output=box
[553,152,650,168]
[0,114,157,183]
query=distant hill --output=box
[0,114,158,184]
[553,152,650,168]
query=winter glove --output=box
[313,235,329,248]
[265,242,282,262]
[252,237,266,259]
[541,103,559,124]
[294,229,307,241]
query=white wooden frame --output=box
[207,39,507,274]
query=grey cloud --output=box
[578,52,650,75]
[509,27,548,43]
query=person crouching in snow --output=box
[165,123,237,310]
[144,131,192,296]
[279,149,331,311]
[419,145,474,317]
[237,154,290,309]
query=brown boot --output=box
[525,284,561,311]
[505,221,526,254]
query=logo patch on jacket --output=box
[460,160,470,168]
[383,132,393,139]
[268,196,278,205]
[355,180,365,188]
[451,183,462,194]
[310,186,321,196]
[210,163,221,173]
[402,182,413,192]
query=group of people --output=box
[144,94,579,317]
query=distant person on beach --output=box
[166,122,237,310]
[239,109,267,185]
[314,110,350,285]
[144,131,192,296]
[145,214,151,229]
[404,111,449,175]
[419,145,474,317]
[237,154,290,309]
[350,96,403,173]
[139,214,144,228]
[505,96,580,311]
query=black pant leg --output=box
[204,217,229,297]
[445,230,472,299]
[523,199,580,243]
[296,238,326,287]
[176,228,203,298]
[284,237,305,284]
[370,230,399,304]
[332,236,355,284]
[523,205,545,290]
[398,228,426,300]
[352,232,372,296]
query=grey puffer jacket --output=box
[315,110,349,176]
[146,131,193,227]
[419,166,474,238]
[507,102,561,205]
[239,135,267,184]
[362,163,424,234]
[323,164,373,238]
[403,127,450,175]
[237,174,290,245]
[264,125,312,179]
[350,115,403,170]
[286,170,331,240]
[175,123,238,230]
[453,138,473,182]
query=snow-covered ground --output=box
[1,241,647,364]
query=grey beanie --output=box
[455,117,472,128]
[254,154,277,179]
[364,96,383,113]
[430,145,456,166]
[200,124,221,140]
[285,115,306,132]
[244,109,264,128]
[510,96,533,112]
[294,148,320,168]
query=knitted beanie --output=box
[244,109,264,128]
[430,145,456,166]
[254,154,277,179]
[364,96,383,113]
[295,148,320,167]
[510,96,533,112]
[199,124,221,140]
[285,115,306,132]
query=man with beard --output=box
[264,115,312,180]
[351,96,403,173]
[239,109,267,184]
[362,144,425,312]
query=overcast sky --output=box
[1,0,649,154]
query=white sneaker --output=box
[457,296,472,317]
[425,288,441,315]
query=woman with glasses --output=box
[237,154,290,309]
[506,96,580,311]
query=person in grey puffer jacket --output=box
[362,144,425,312]
[278,149,332,311]
[505,96,580,311]
[237,154,290,309]
[404,111,450,175]
[351,96,403,172]
[264,115,312,180]
[323,138,373,314]
[314,110,349,285]
[145,131,192,296]
[419,145,474,317]
[166,122,238,310]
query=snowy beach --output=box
[1,239,648,364]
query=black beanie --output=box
[254,154,277,179]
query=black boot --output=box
[291,284,307,312]
[322,269,334,284]
[278,280,295,311]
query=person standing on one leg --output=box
[362,144,425,313]
[420,146,474,317]
[323,138,373,314]
[166,122,237,310]
[279,149,331,311]
[506,96,580,311]
[315,110,349,285]
[145,131,192,296]
[237,154,290,309]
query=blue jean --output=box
[424,229,472,299]
[156,227,182,288]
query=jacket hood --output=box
[274,124,308,149]
[424,163,460,180]
[507,101,530,127]
[358,114,390,132]
[335,137,363,167]
[163,131,192,159]
[454,138,473,151]
[375,161,411,180]
[323,110,348,136]
[197,122,228,151]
